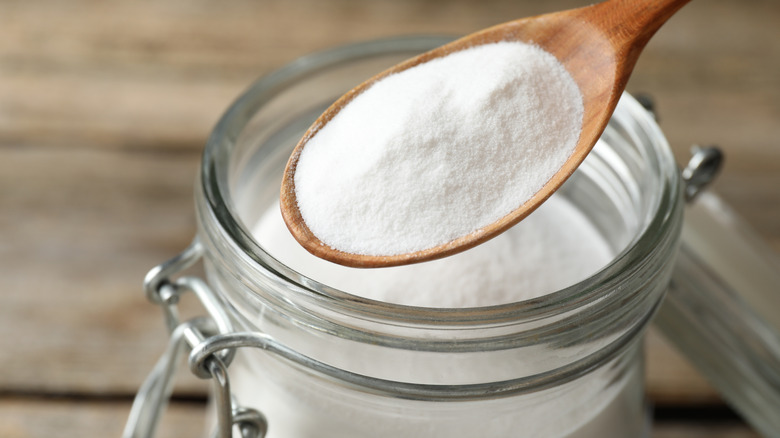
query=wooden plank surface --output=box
[0,399,762,438]
[1,0,778,436]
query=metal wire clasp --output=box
[124,239,268,438]
[682,145,723,202]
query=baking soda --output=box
[255,191,612,307]
[244,189,640,437]
[242,40,637,438]
[294,41,583,256]
[231,350,644,438]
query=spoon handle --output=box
[570,0,691,93]
[592,0,692,52]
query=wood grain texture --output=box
[1,0,778,435]
[0,399,760,438]
[0,399,206,438]
[0,146,206,395]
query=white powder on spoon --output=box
[294,41,583,256]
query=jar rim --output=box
[199,36,682,326]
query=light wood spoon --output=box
[280,0,690,268]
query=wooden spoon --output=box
[280,0,690,268]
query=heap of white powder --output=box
[256,192,612,307]
[294,41,583,256]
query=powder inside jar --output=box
[293,41,584,256]
[256,190,611,307]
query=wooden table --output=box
[1,0,778,436]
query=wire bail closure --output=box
[123,239,268,438]
[682,145,723,202]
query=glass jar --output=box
[193,36,682,438]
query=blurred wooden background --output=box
[1,0,778,436]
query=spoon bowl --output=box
[281,0,690,268]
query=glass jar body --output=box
[224,342,645,438]
[195,37,682,438]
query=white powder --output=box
[294,41,583,256]
[230,349,645,438]
[239,41,638,437]
[240,191,633,437]
[254,191,612,307]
